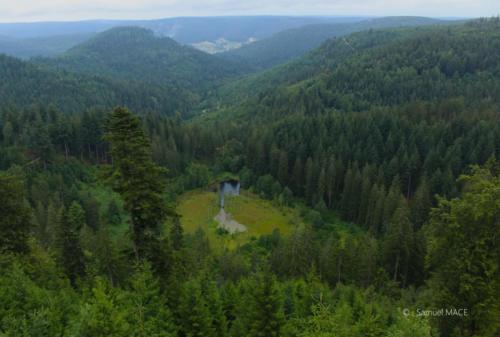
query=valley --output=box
[0,14,498,337]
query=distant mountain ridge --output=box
[218,16,458,70]
[0,16,367,42]
[36,26,248,93]
[0,33,95,59]
[0,16,459,60]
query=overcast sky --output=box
[0,0,499,23]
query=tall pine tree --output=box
[105,107,172,260]
[248,271,285,337]
[56,201,86,284]
[0,170,31,255]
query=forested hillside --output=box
[208,18,500,224]
[37,27,248,92]
[0,26,251,115]
[219,16,447,70]
[0,54,193,114]
[218,27,417,104]
[0,16,499,337]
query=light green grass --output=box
[177,190,300,248]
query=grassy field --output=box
[177,189,301,248]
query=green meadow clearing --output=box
[177,189,301,248]
[78,180,305,249]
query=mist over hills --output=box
[0,16,462,60]
[0,16,367,59]
[0,16,365,43]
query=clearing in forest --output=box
[177,189,299,248]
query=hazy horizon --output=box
[0,0,497,23]
[0,14,472,24]
[0,15,473,25]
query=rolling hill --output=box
[0,53,192,114]
[217,27,418,105]
[37,26,249,93]
[215,19,499,117]
[257,19,500,116]
[218,16,454,70]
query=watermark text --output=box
[402,308,468,317]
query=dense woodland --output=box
[219,16,445,70]
[0,16,499,337]
[37,27,248,93]
[0,54,191,115]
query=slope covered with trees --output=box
[219,16,447,70]
[0,103,497,336]
[204,19,500,228]
[37,27,248,93]
[0,54,192,114]
[0,17,498,337]
[218,27,418,104]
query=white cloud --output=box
[0,0,498,22]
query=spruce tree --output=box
[105,107,171,259]
[292,157,303,195]
[317,167,326,205]
[202,279,228,337]
[411,177,431,228]
[178,278,215,337]
[70,278,129,336]
[269,144,281,179]
[2,121,13,146]
[128,263,177,337]
[365,183,379,229]
[45,200,61,248]
[382,176,402,231]
[56,201,86,284]
[382,198,413,286]
[278,151,288,187]
[248,272,285,337]
[105,199,122,226]
[340,166,354,219]
[325,156,336,208]
[357,172,372,226]
[33,201,48,248]
[170,216,184,251]
[372,185,386,234]
[0,170,32,255]
[29,119,54,169]
[304,157,315,203]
